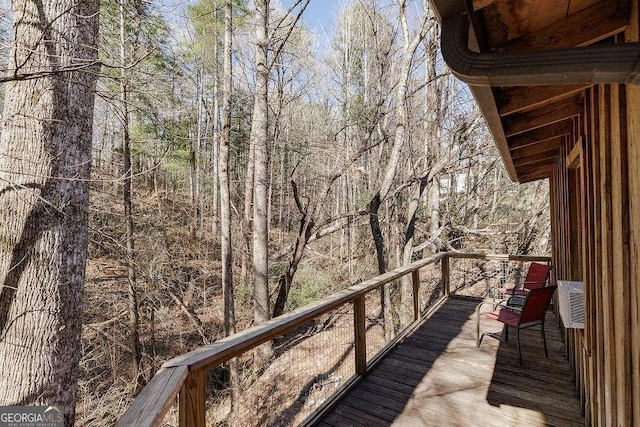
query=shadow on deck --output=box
[316,298,583,426]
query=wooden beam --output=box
[502,0,629,53]
[511,135,564,159]
[179,369,205,427]
[566,136,583,169]
[623,11,640,426]
[442,255,450,297]
[515,158,557,177]
[519,173,551,184]
[516,160,555,173]
[504,97,581,137]
[513,149,559,168]
[411,270,420,321]
[472,0,494,11]
[508,120,573,150]
[609,79,632,427]
[116,366,189,427]
[518,165,554,183]
[499,84,591,117]
[446,253,551,262]
[353,295,367,375]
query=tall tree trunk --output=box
[241,136,255,287]
[211,48,220,237]
[278,137,287,244]
[400,176,430,314]
[0,0,99,421]
[192,67,205,240]
[250,0,272,363]
[189,125,200,240]
[424,21,443,255]
[400,6,441,310]
[120,0,143,389]
[220,0,239,414]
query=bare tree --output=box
[424,21,445,254]
[118,0,144,387]
[272,145,370,318]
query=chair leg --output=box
[504,324,508,342]
[517,327,522,365]
[542,322,548,358]
[476,305,481,348]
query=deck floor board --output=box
[316,298,584,426]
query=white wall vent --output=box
[558,280,584,329]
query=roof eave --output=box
[468,85,519,182]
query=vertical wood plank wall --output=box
[626,5,640,427]
[549,16,640,423]
[551,88,636,426]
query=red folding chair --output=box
[497,262,552,309]
[499,262,551,297]
[477,286,557,364]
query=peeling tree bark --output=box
[0,0,99,422]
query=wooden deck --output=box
[317,298,584,427]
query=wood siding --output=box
[549,42,639,426]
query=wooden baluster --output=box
[442,255,451,297]
[412,269,421,321]
[354,295,367,375]
[179,368,206,427]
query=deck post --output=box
[412,269,421,320]
[179,368,206,427]
[442,254,451,297]
[353,295,367,375]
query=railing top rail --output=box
[445,252,551,262]
[116,366,188,427]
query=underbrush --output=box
[76,171,381,425]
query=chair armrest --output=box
[476,299,507,347]
[497,285,519,299]
[502,296,524,312]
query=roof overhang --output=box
[429,0,631,183]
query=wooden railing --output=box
[116,251,551,426]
